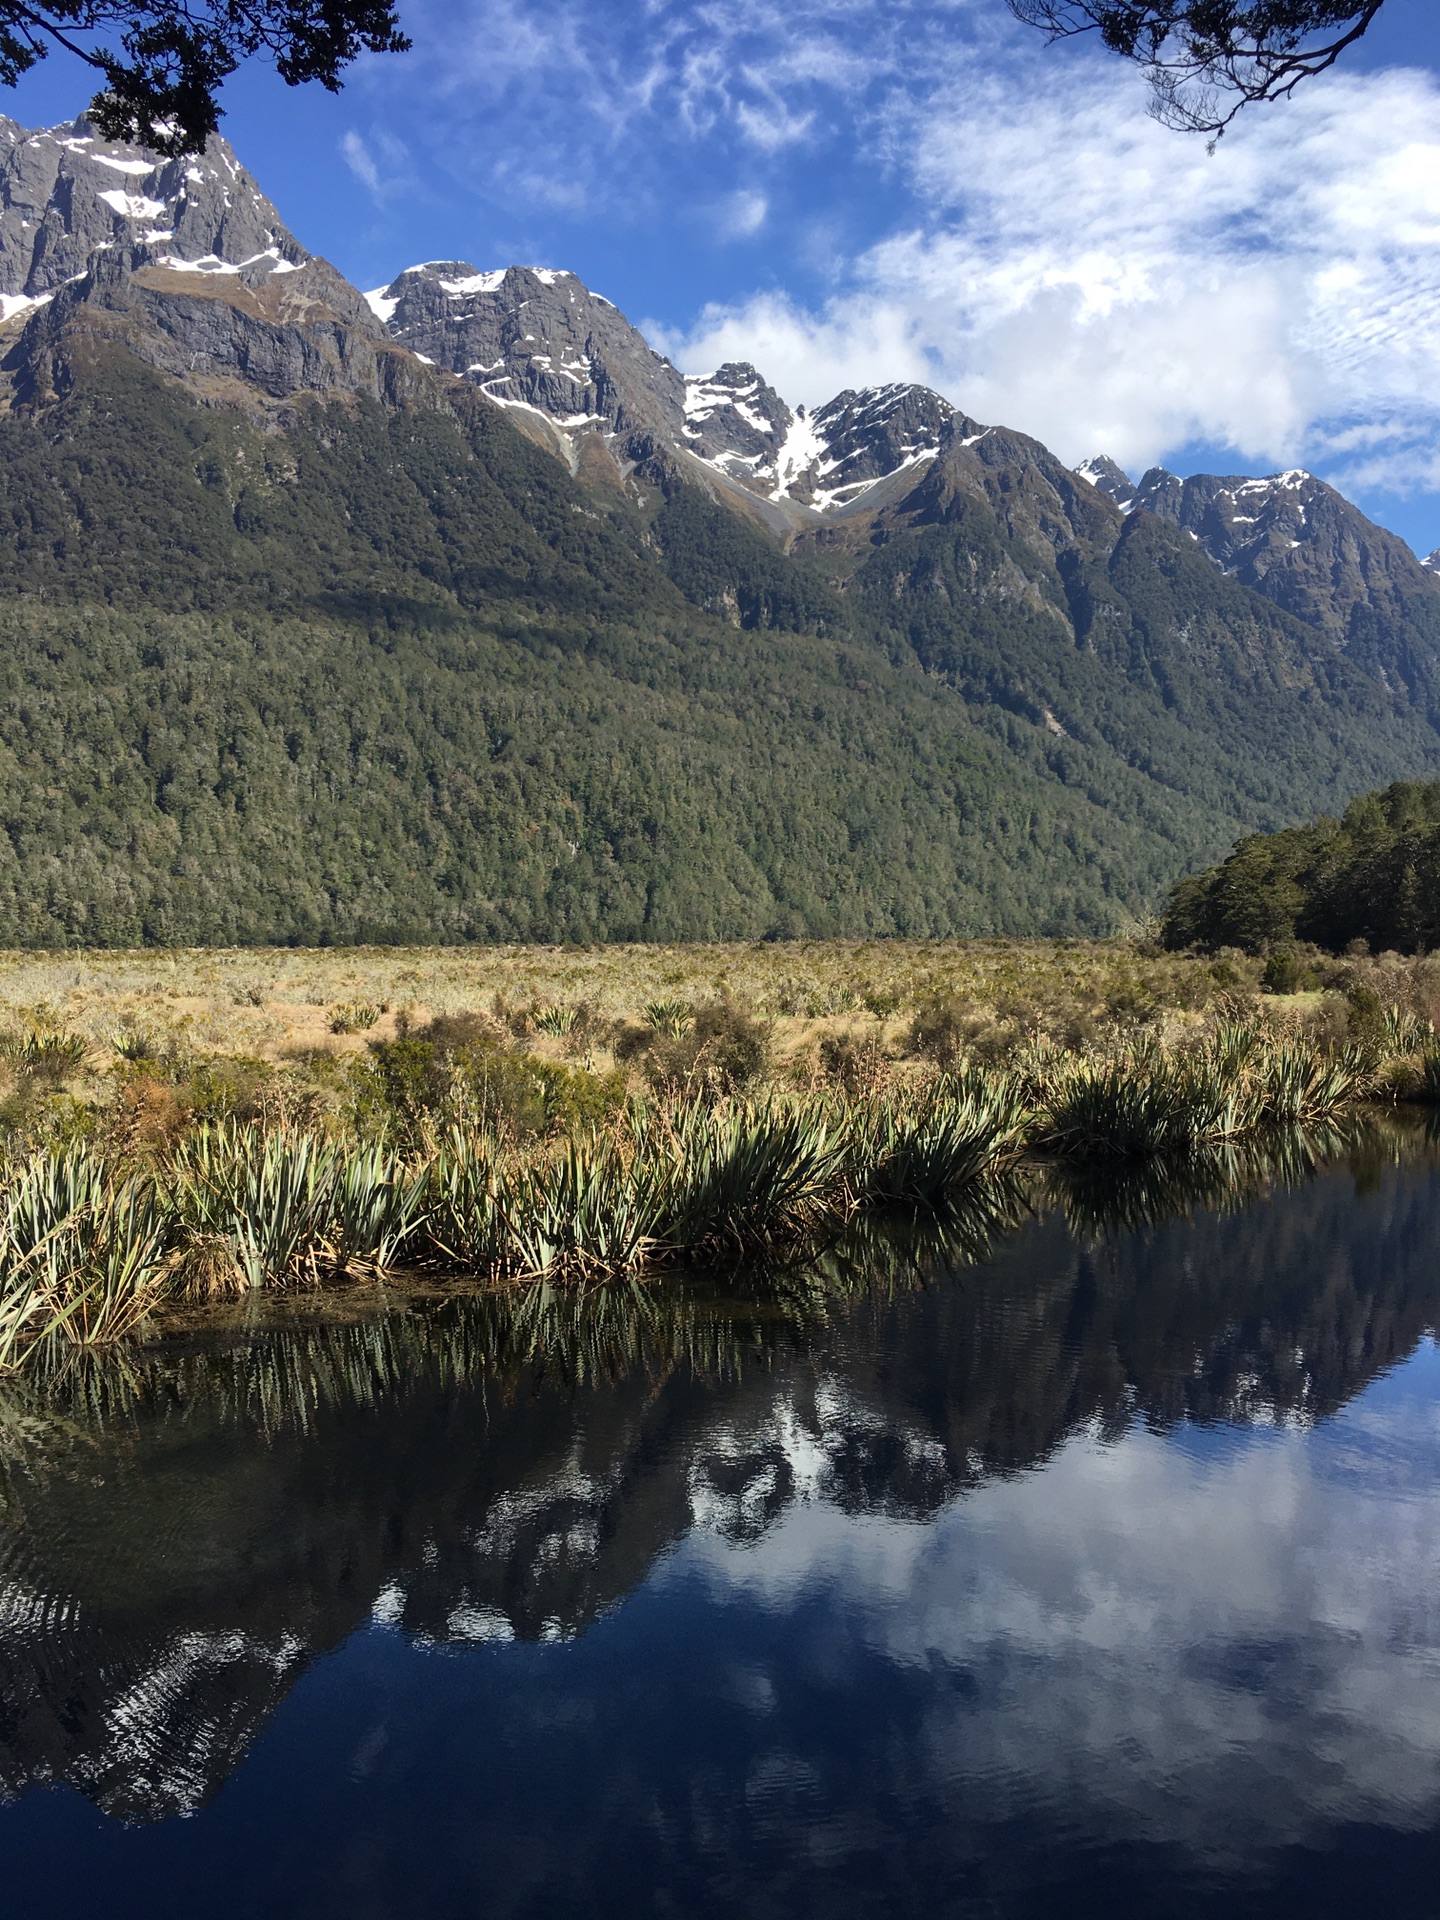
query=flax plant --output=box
[171,1123,338,1291]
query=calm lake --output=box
[4,1130,1440,1917]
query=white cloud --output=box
[666,1390,1440,1863]
[352,0,1440,500]
[664,60,1440,490]
[340,131,381,195]
[716,189,770,239]
[339,128,414,206]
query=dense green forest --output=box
[0,340,1435,945]
[1162,779,1440,953]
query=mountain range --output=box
[0,114,1436,945]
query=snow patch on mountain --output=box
[0,115,310,298]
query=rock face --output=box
[680,361,792,484]
[0,115,308,300]
[1074,454,1137,511]
[366,260,959,517]
[672,372,956,509]
[0,115,405,418]
[370,261,686,441]
[799,385,957,508]
[1078,456,1440,653]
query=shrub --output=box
[352,1034,623,1142]
[468,1053,627,1137]
[328,1002,382,1035]
[0,1028,89,1085]
[818,1030,889,1096]
[1261,947,1320,995]
[905,997,972,1069]
[1344,982,1388,1050]
[530,1003,579,1036]
[419,1010,507,1054]
[644,1000,771,1095]
[642,999,692,1038]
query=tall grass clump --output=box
[171,1123,339,1291]
[848,1072,1028,1206]
[1251,1043,1371,1124]
[0,1150,177,1367]
[1031,1024,1371,1161]
[499,1130,661,1278]
[1032,1050,1193,1161]
[669,1101,849,1254]
[329,1143,430,1274]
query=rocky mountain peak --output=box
[1078,452,1440,643]
[1075,455,1138,510]
[0,115,407,419]
[366,259,686,442]
[668,373,956,511]
[681,363,794,488]
[0,115,307,319]
[801,384,955,509]
[364,253,967,519]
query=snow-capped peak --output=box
[0,116,309,300]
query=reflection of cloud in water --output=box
[675,1379,1440,1862]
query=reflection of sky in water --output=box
[8,1157,1440,1916]
[661,1350,1440,1875]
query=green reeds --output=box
[171,1124,338,1290]
[1418,1050,1440,1103]
[500,1130,660,1278]
[328,1143,430,1274]
[649,1101,845,1256]
[0,1151,176,1366]
[850,1074,1027,1206]
[1032,1030,1368,1161]
[643,999,692,1038]
[0,1018,1405,1371]
[1251,1043,1371,1124]
[1033,1053,1192,1160]
[530,1003,580,1036]
[426,1126,508,1270]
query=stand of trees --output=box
[1162,780,1440,953]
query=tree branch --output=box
[1007,1,1385,135]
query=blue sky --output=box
[5,0,1440,553]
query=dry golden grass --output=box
[0,937,1237,1075]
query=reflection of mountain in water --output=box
[2,1136,1438,1822]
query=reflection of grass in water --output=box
[1036,1115,1407,1238]
[1,1107,1428,1420]
[0,1176,1035,1441]
[0,1083,1029,1370]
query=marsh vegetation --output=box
[0,934,1435,1368]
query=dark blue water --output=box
[5,1137,1440,1917]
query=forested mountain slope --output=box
[0,114,1435,945]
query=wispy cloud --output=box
[716,189,770,239]
[663,59,1440,492]
[349,0,1440,501]
[341,130,382,194]
[339,127,414,206]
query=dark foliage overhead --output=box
[0,2,408,153]
[1008,0,1383,134]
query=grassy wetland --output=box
[0,935,1437,1371]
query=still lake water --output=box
[4,1134,1440,1917]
